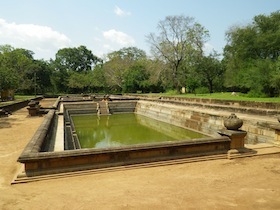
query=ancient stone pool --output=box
[72,113,207,149]
[15,95,242,182]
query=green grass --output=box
[145,92,280,103]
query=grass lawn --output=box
[145,92,280,103]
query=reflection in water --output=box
[72,113,207,149]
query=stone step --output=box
[141,98,280,117]
[98,102,110,115]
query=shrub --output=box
[195,87,209,94]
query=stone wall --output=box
[135,100,278,144]
[136,100,222,136]
[18,136,231,177]
[108,101,137,113]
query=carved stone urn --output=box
[224,113,243,130]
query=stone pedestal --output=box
[218,129,247,150]
[27,107,39,116]
[27,100,41,116]
[270,125,280,145]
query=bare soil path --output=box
[0,99,280,210]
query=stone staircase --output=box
[107,101,137,114]
[131,95,280,117]
[98,101,110,115]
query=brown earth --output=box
[0,99,280,210]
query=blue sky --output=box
[0,0,279,60]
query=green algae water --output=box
[72,113,207,149]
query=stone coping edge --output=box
[18,109,56,159]
[18,136,230,162]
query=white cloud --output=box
[0,18,71,59]
[114,6,131,17]
[203,42,215,55]
[103,44,113,50]
[91,29,136,58]
[103,29,135,46]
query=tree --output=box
[147,15,209,92]
[103,47,147,92]
[90,64,108,93]
[195,51,225,93]
[0,45,36,94]
[270,57,280,96]
[107,46,146,61]
[0,47,16,92]
[68,71,90,93]
[0,66,18,94]
[122,64,150,93]
[25,60,53,95]
[145,58,166,92]
[54,45,102,72]
[224,10,280,96]
[52,45,102,93]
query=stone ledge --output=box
[17,136,231,177]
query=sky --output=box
[0,0,279,60]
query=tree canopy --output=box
[103,47,148,92]
[224,10,280,96]
[51,45,103,93]
[1,11,279,97]
[147,15,209,92]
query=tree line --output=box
[0,10,279,98]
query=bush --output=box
[194,87,209,94]
[247,89,267,98]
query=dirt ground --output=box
[1,99,280,210]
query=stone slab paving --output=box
[54,115,64,151]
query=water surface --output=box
[72,113,207,149]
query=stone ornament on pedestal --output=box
[218,113,247,152]
[223,113,243,130]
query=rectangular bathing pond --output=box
[71,113,208,149]
[16,101,233,181]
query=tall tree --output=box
[52,45,102,93]
[54,45,102,72]
[122,63,150,93]
[224,10,280,96]
[68,71,90,93]
[0,45,35,94]
[103,47,147,92]
[195,51,225,93]
[91,64,107,93]
[147,15,209,92]
[145,58,166,92]
[25,60,53,94]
